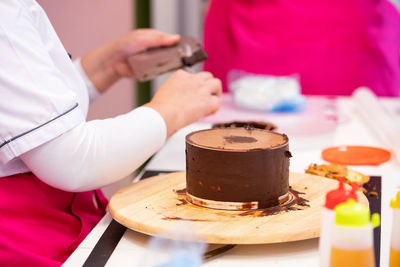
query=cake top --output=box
[186,128,288,151]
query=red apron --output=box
[0,173,108,266]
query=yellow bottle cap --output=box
[335,199,380,228]
[390,191,400,209]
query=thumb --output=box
[162,34,180,46]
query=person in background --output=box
[0,0,221,266]
[204,0,400,96]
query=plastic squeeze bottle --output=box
[390,191,400,267]
[319,178,358,267]
[330,199,380,267]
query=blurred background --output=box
[37,0,400,119]
[37,0,208,121]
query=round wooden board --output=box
[109,172,368,244]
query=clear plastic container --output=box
[330,226,375,267]
[320,207,335,267]
[319,178,357,267]
[330,199,380,267]
[390,191,400,267]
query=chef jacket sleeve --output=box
[20,106,167,192]
[0,1,85,163]
[73,58,101,103]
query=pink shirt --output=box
[204,0,400,96]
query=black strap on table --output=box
[82,170,173,267]
[82,173,382,267]
[82,220,127,267]
[363,176,382,267]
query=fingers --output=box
[135,29,180,49]
[150,31,180,46]
[114,62,134,77]
[196,75,222,115]
[199,77,222,97]
[207,95,221,116]
[168,69,222,98]
[208,78,223,96]
[194,71,214,81]
[148,69,222,137]
[161,34,180,46]
[184,71,222,96]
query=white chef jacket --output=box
[0,0,166,181]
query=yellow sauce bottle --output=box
[390,191,400,267]
[330,199,380,267]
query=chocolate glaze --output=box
[174,188,188,206]
[238,188,309,217]
[186,128,290,209]
[174,188,187,194]
[176,198,188,206]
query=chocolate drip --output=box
[238,188,309,217]
[173,187,310,217]
[285,151,293,158]
[174,188,187,194]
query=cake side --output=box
[185,128,291,210]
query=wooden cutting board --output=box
[109,172,368,244]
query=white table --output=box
[64,95,400,267]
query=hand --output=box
[81,29,180,93]
[110,29,180,78]
[145,70,222,138]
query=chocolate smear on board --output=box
[174,188,186,194]
[173,187,309,217]
[162,216,209,222]
[238,188,310,217]
[176,198,189,206]
[173,188,188,206]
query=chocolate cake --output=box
[185,128,291,210]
